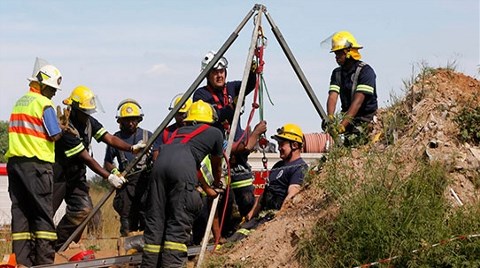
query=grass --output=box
[298,149,480,267]
[0,181,120,257]
[81,181,120,252]
[296,64,480,266]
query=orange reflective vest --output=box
[6,89,56,163]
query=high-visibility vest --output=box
[6,90,56,163]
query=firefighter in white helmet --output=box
[104,99,158,236]
[52,86,146,251]
[142,100,223,268]
[323,31,378,146]
[193,50,257,135]
[5,58,64,266]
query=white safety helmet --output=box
[201,50,228,71]
[28,64,62,90]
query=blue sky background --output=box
[1,1,478,172]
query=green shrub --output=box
[298,158,480,267]
[455,105,480,145]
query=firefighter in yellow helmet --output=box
[250,123,307,216]
[5,58,64,266]
[156,93,193,149]
[227,123,308,243]
[142,100,223,267]
[324,31,378,146]
[52,86,146,251]
[104,99,158,236]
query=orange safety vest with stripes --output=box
[6,89,56,163]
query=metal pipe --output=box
[58,5,257,253]
[264,11,328,121]
[196,4,264,268]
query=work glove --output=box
[56,106,80,137]
[130,140,147,154]
[56,105,70,128]
[251,59,258,73]
[322,114,335,132]
[108,173,127,188]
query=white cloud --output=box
[145,64,171,76]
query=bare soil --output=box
[207,69,480,267]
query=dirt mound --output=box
[214,69,480,267]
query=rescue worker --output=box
[5,58,64,266]
[323,31,378,145]
[142,100,224,268]
[157,94,193,148]
[228,123,307,242]
[193,50,256,135]
[104,99,158,236]
[53,85,145,251]
[230,120,267,218]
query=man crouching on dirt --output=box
[228,123,308,242]
[141,100,223,268]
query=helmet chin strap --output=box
[285,141,299,161]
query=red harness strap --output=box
[165,124,210,145]
[207,85,229,109]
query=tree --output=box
[0,120,8,163]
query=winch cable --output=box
[215,25,268,249]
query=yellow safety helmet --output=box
[63,85,97,114]
[169,94,193,113]
[116,98,144,121]
[330,31,363,52]
[272,123,304,144]
[184,100,217,124]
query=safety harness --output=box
[118,129,149,171]
[335,61,367,100]
[164,124,210,145]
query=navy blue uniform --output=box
[53,111,107,251]
[230,129,256,217]
[104,127,156,236]
[262,158,308,210]
[193,72,256,133]
[329,60,377,120]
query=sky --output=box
[0,0,479,174]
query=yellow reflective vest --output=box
[6,90,56,163]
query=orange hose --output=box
[302,133,334,153]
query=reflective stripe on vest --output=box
[6,91,55,162]
[12,232,34,241]
[144,243,161,253]
[163,241,187,252]
[235,228,250,236]
[230,178,254,189]
[200,156,214,185]
[34,231,57,240]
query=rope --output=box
[213,151,232,251]
[215,26,267,249]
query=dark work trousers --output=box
[113,170,149,236]
[7,157,56,266]
[191,188,234,245]
[232,185,255,217]
[53,163,93,251]
[141,144,203,268]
